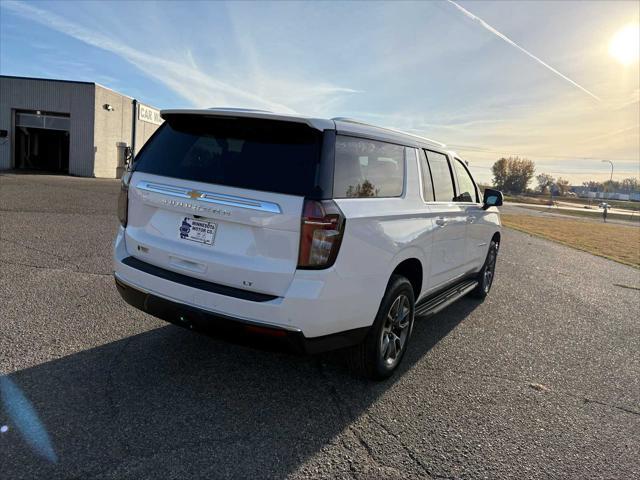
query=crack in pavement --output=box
[613,283,640,291]
[0,260,111,277]
[0,236,73,263]
[0,238,113,277]
[314,360,436,479]
[447,368,640,416]
[363,412,438,478]
[76,435,320,480]
[314,361,398,475]
[0,208,117,215]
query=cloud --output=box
[446,0,601,102]
[581,123,640,143]
[3,0,636,185]
[2,0,296,111]
[2,0,358,114]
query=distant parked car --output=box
[598,202,610,209]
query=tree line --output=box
[490,157,640,195]
[580,178,639,194]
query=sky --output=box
[1,0,638,185]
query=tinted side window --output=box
[425,150,455,202]
[418,148,435,202]
[334,136,405,198]
[453,158,478,202]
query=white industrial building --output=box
[0,75,162,178]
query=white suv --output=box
[113,109,502,379]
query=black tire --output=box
[348,275,415,380]
[470,240,499,299]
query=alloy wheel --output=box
[380,294,412,367]
[483,248,497,293]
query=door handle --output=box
[467,215,477,224]
[435,217,447,227]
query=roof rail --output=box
[331,116,364,124]
[332,116,446,148]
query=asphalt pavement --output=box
[1,173,639,479]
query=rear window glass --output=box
[333,136,405,198]
[133,115,323,197]
[425,150,455,202]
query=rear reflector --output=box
[297,199,345,269]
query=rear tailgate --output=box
[126,173,303,297]
[124,114,329,297]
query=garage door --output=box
[15,111,70,173]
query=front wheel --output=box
[470,240,499,299]
[348,275,415,380]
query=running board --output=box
[415,279,478,317]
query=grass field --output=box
[504,195,550,205]
[559,197,640,210]
[520,205,640,223]
[504,194,640,210]
[501,214,640,268]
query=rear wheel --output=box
[348,275,415,380]
[470,240,498,299]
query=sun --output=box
[609,24,640,65]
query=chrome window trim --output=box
[417,153,469,206]
[423,149,457,203]
[415,148,427,204]
[135,181,282,214]
[453,157,481,204]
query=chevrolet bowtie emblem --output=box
[187,190,203,199]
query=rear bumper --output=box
[113,226,378,350]
[115,274,368,354]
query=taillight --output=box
[298,199,345,269]
[117,171,131,227]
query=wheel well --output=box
[392,258,422,299]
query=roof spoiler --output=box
[160,108,334,131]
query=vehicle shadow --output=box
[1,299,480,479]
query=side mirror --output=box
[482,188,503,210]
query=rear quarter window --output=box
[333,136,405,198]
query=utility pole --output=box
[602,159,614,186]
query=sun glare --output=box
[609,24,640,65]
